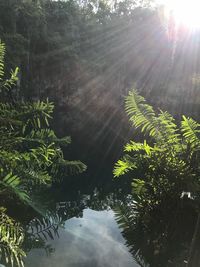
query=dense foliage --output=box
[1,0,200,266]
[114,198,195,267]
[0,0,200,161]
[0,41,86,266]
[114,90,200,212]
[0,0,173,155]
[113,90,200,266]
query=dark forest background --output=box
[1,0,200,166]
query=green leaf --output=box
[113,155,136,177]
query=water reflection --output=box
[25,207,139,267]
[114,198,198,267]
[23,187,200,267]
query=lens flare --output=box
[160,0,200,28]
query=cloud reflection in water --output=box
[25,208,139,267]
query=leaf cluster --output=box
[0,41,86,266]
[0,208,25,267]
[114,90,200,211]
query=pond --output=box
[25,208,139,267]
[23,171,139,267]
[21,169,198,267]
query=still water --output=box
[22,170,198,267]
[25,207,139,267]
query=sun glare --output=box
[161,0,200,29]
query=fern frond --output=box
[27,214,62,241]
[124,140,153,155]
[2,67,19,92]
[63,160,87,175]
[0,41,5,82]
[0,208,25,267]
[125,90,158,137]
[181,115,200,149]
[24,129,71,146]
[132,179,146,196]
[0,173,30,203]
[18,100,54,133]
[113,155,136,177]
[17,168,52,186]
[114,205,136,230]
[0,41,18,92]
[114,205,149,267]
[52,159,87,179]
[157,110,180,145]
[125,91,181,146]
[30,144,56,166]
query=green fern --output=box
[114,155,136,177]
[0,40,19,92]
[157,110,180,145]
[0,41,5,82]
[0,208,25,267]
[124,140,154,155]
[24,129,71,146]
[17,168,52,186]
[181,115,200,149]
[0,173,30,203]
[114,204,149,267]
[27,214,63,241]
[51,159,87,179]
[125,91,181,146]
[125,90,158,137]
[0,41,87,266]
[115,89,200,212]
